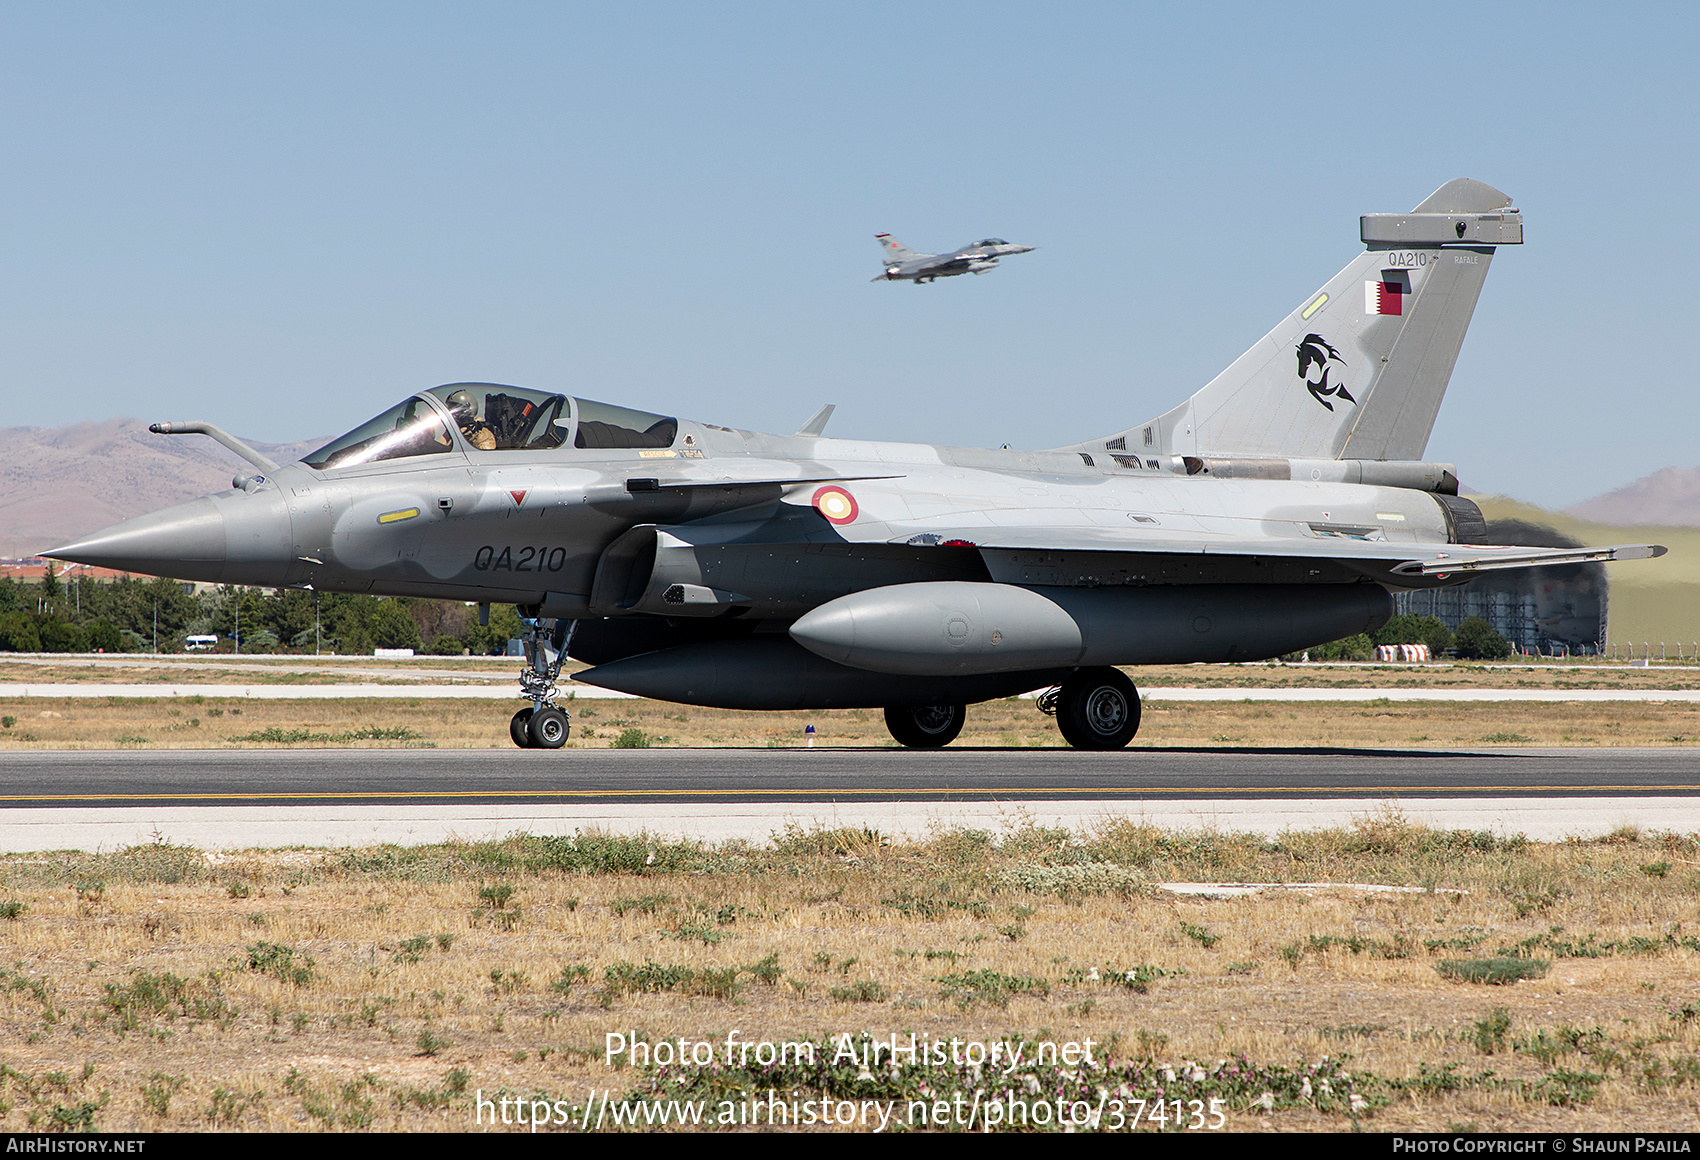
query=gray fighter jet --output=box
[47,179,1665,750]
[871,234,1035,283]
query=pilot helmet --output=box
[445,389,477,423]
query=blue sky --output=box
[2,2,1694,508]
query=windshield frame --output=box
[299,392,464,472]
[300,384,685,471]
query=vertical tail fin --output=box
[1080,179,1522,462]
[875,234,921,264]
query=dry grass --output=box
[1134,662,1700,692]
[6,656,1700,690]
[0,654,510,672]
[3,819,1700,1132]
[2,693,1698,750]
[0,661,491,686]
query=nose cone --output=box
[44,496,227,583]
[789,601,858,665]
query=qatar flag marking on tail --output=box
[509,489,528,508]
[1364,280,1405,316]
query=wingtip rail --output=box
[1393,543,1667,577]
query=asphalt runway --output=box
[3,746,1698,807]
[6,747,1699,852]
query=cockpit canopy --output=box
[975,238,1008,247]
[302,384,678,470]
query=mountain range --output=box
[1562,466,1700,527]
[0,419,322,559]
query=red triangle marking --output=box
[509,490,528,507]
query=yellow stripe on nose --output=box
[377,508,419,525]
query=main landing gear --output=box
[510,617,573,749]
[1038,667,1142,750]
[882,669,1143,750]
[884,703,967,748]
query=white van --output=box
[185,635,219,652]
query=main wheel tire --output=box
[527,706,570,749]
[509,707,535,748]
[884,703,966,748]
[1055,667,1140,750]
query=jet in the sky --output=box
[871,235,1035,283]
[47,179,1664,751]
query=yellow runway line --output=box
[3,784,1697,803]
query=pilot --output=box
[445,389,497,451]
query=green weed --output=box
[1180,921,1221,948]
[101,970,237,1030]
[1436,957,1551,985]
[207,1087,262,1125]
[245,942,315,987]
[609,893,672,916]
[828,979,891,1003]
[1473,1007,1513,1054]
[141,1073,186,1117]
[932,969,1049,1008]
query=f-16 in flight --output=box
[49,179,1664,750]
[871,235,1035,283]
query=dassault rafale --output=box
[48,179,1664,750]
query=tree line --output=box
[0,570,523,655]
[0,569,1518,661]
[1308,613,1513,662]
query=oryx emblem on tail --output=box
[1296,333,1355,412]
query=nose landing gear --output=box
[511,617,573,749]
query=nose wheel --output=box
[510,707,534,747]
[527,706,570,748]
[510,616,574,749]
